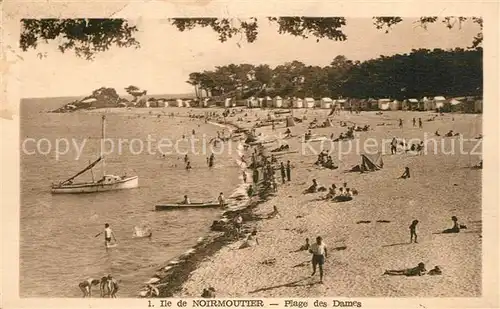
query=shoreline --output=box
[138,113,268,298]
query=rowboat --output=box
[51,115,139,194]
[155,202,227,211]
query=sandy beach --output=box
[148,107,483,298]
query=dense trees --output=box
[186,48,482,100]
[20,17,482,59]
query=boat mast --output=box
[101,115,106,178]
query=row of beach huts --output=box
[69,95,482,114]
[240,96,483,113]
[137,95,482,113]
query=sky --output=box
[20,18,480,98]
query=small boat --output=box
[155,202,227,211]
[51,115,139,194]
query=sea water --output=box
[19,98,244,297]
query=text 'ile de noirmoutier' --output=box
[148,299,363,308]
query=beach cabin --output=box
[474,99,483,113]
[258,97,265,108]
[293,98,304,108]
[157,100,167,108]
[273,96,283,108]
[336,99,347,110]
[390,100,401,111]
[402,98,418,111]
[247,97,259,108]
[378,99,391,111]
[175,99,183,107]
[448,98,463,112]
[224,98,232,108]
[184,100,191,108]
[202,98,210,107]
[422,97,433,111]
[304,97,315,108]
[320,97,333,109]
[264,96,272,108]
[433,96,446,110]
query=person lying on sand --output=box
[298,238,310,251]
[383,262,426,276]
[435,130,440,137]
[303,179,318,194]
[239,230,259,249]
[201,287,216,298]
[400,167,411,179]
[445,130,454,137]
[79,278,101,298]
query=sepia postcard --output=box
[1,1,499,309]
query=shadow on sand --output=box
[249,277,317,293]
[382,242,412,248]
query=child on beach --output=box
[309,236,328,284]
[410,220,419,243]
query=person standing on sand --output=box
[280,162,286,184]
[286,160,291,182]
[418,118,423,129]
[413,118,416,127]
[399,119,403,128]
[309,236,328,283]
[409,220,419,243]
[242,171,247,183]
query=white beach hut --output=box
[389,100,401,111]
[175,99,183,107]
[273,96,283,108]
[224,98,232,108]
[257,97,264,108]
[320,97,333,109]
[378,99,391,110]
[184,100,191,108]
[293,98,304,108]
[304,97,315,108]
[433,96,446,110]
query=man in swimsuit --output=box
[95,223,116,247]
[78,278,101,297]
[309,236,328,283]
[384,262,426,276]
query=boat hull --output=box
[51,176,139,194]
[155,202,226,211]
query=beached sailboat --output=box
[51,115,138,194]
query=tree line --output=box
[187,48,482,101]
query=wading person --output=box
[95,223,116,248]
[78,278,100,298]
[309,236,328,283]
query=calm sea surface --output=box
[20,99,242,297]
